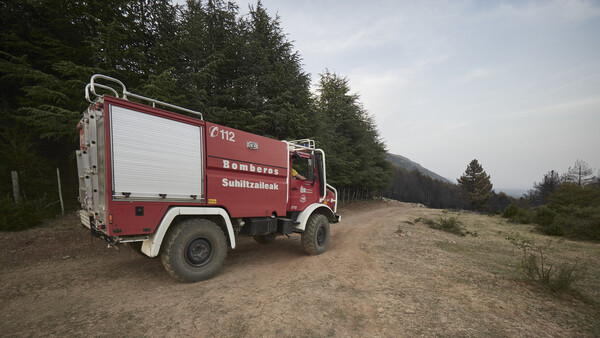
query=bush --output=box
[416,216,467,236]
[507,236,585,293]
[502,203,519,219]
[513,208,533,224]
[533,206,556,226]
[540,207,600,241]
[414,217,435,226]
[502,203,533,224]
[540,223,565,237]
[0,196,52,231]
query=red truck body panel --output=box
[98,96,298,236]
[102,96,208,236]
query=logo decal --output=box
[222,159,279,176]
[209,126,219,137]
[300,195,306,203]
[300,186,313,194]
[222,178,279,190]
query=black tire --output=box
[301,213,330,255]
[253,233,277,244]
[161,218,227,282]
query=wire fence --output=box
[4,166,80,213]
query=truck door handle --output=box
[292,187,298,190]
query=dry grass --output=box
[1,201,599,337]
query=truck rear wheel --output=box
[301,213,330,255]
[161,218,227,282]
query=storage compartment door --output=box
[110,105,203,200]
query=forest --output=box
[2,1,598,242]
[0,0,390,229]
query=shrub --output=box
[416,216,467,236]
[534,206,556,226]
[502,203,519,219]
[0,196,52,231]
[513,208,532,224]
[545,208,600,241]
[507,236,585,292]
[502,203,533,224]
[414,217,435,226]
[540,223,565,237]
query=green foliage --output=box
[542,184,600,240]
[415,216,467,236]
[502,203,532,224]
[0,196,54,231]
[0,0,393,228]
[457,159,493,210]
[533,206,556,227]
[384,166,466,209]
[526,170,561,206]
[513,208,533,224]
[507,184,600,240]
[314,72,391,192]
[502,203,519,219]
[507,236,586,293]
[548,183,600,211]
[485,191,513,215]
[414,217,436,226]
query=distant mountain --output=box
[387,153,453,184]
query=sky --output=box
[208,0,600,191]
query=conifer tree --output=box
[315,71,390,192]
[457,159,493,210]
[562,159,594,186]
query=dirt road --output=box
[1,201,598,337]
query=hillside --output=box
[387,153,453,184]
[1,201,598,336]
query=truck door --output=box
[288,152,321,211]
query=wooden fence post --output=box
[57,168,65,215]
[11,171,20,204]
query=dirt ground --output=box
[1,200,599,337]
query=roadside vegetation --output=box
[414,216,471,237]
[503,160,600,242]
[411,206,598,307]
[1,0,390,231]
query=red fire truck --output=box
[77,75,340,282]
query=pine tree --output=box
[315,71,390,192]
[238,1,312,139]
[562,159,594,186]
[457,159,493,210]
[526,170,561,206]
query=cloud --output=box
[451,68,491,86]
[487,0,600,24]
[501,95,600,120]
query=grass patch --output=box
[415,216,468,236]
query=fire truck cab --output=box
[77,75,340,282]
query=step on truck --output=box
[76,74,340,282]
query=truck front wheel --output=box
[161,218,227,282]
[301,213,330,255]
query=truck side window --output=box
[292,156,314,180]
